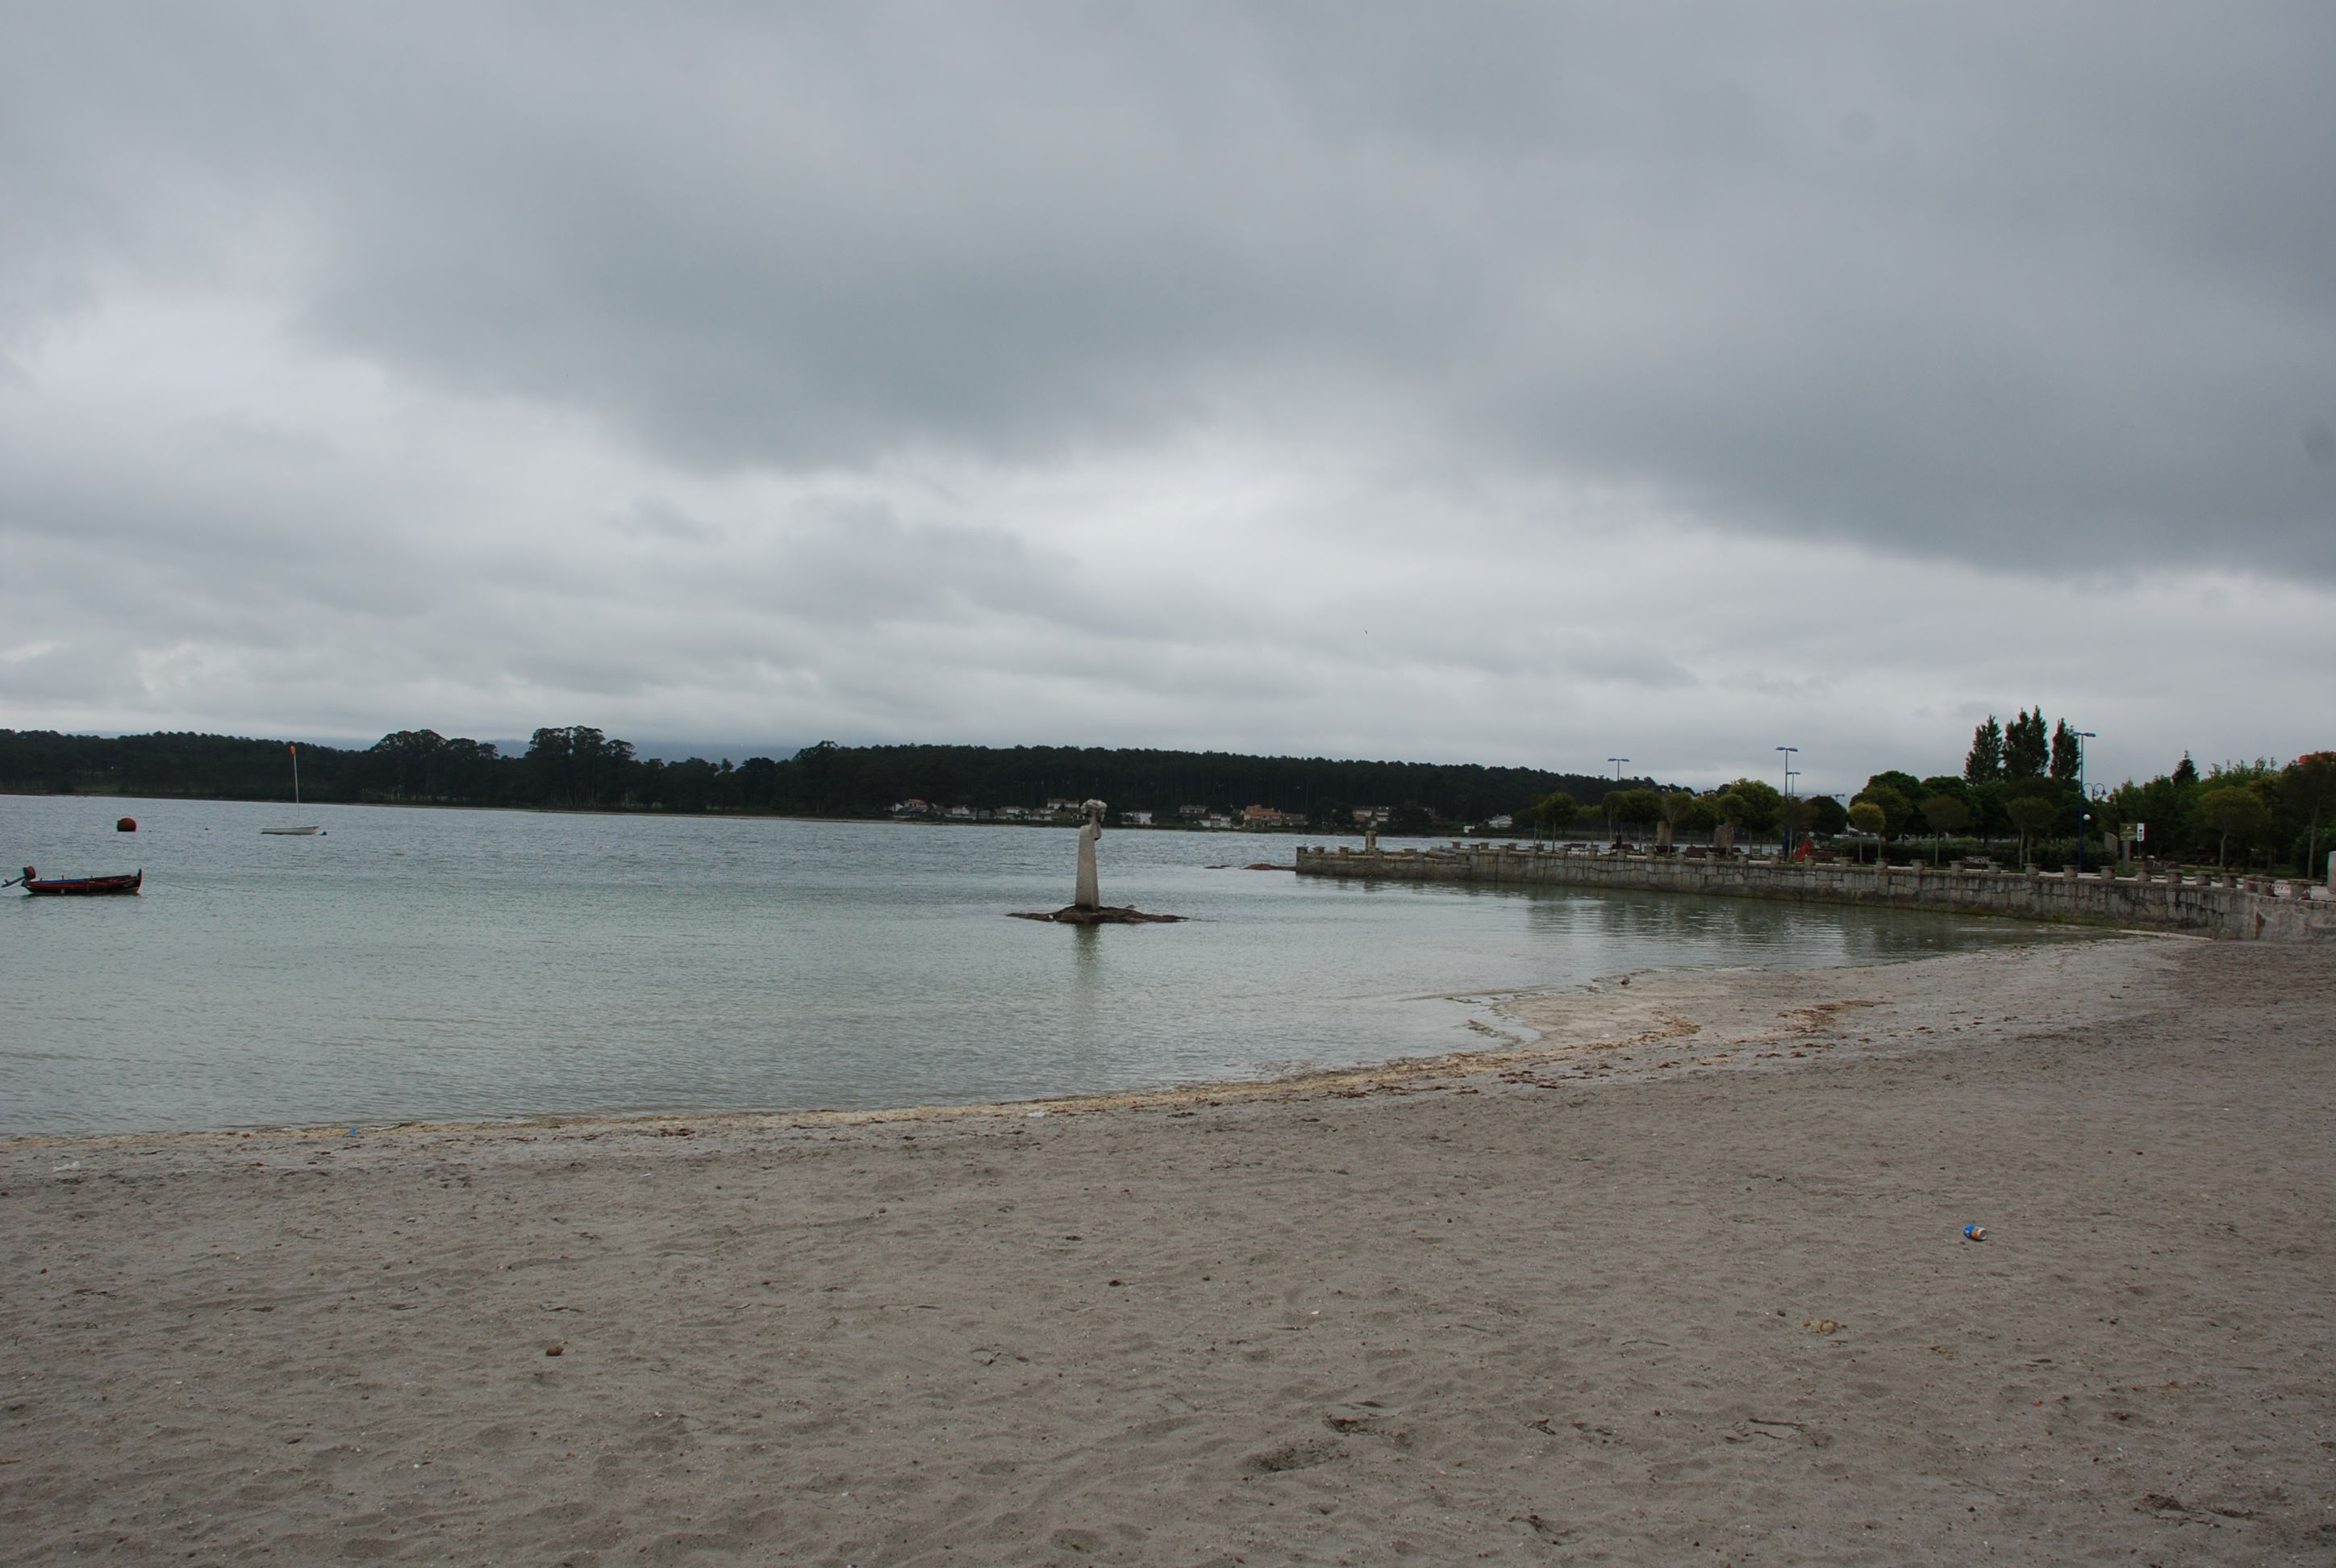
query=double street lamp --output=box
[1776,746,1799,857]
[2074,731,2097,872]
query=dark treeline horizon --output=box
[0,726,1661,831]
[6,723,2328,870]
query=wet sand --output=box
[3,936,2331,1565]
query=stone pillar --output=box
[1075,800,1104,910]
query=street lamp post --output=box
[1607,759,1629,849]
[1775,746,1799,858]
[2074,732,2097,873]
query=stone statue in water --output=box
[1010,798,1186,925]
[1075,799,1105,909]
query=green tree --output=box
[1778,794,1814,853]
[2280,753,2336,880]
[2050,719,2083,782]
[534,726,636,806]
[368,729,448,799]
[1967,778,2009,842]
[2198,786,2271,869]
[1964,716,2005,783]
[1677,794,1721,835]
[1715,778,1782,836]
[1532,791,1579,844]
[1712,791,1746,853]
[2004,710,2050,780]
[1852,783,1915,839]
[1608,789,1664,843]
[1864,770,1925,806]
[1847,799,1888,863]
[2104,770,2196,862]
[2004,794,2059,868]
[1920,776,1972,810]
[1387,800,1434,836]
[1920,794,1971,864]
[1804,794,1849,836]
[1654,791,1699,849]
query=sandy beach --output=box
[4,935,2331,1566]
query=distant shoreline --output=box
[0,788,1405,835]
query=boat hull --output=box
[23,871,143,896]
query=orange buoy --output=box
[117,817,138,832]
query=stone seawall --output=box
[1291,844,2336,940]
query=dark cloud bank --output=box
[2,3,2332,779]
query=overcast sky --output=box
[4,2,2331,794]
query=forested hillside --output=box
[0,727,1638,831]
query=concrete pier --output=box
[1291,844,2336,940]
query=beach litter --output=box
[1963,1224,1988,1241]
[1803,1318,1842,1335]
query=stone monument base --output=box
[1009,904,1187,924]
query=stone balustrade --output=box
[1290,844,2336,940]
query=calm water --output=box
[2,796,2086,1136]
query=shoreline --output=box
[2,786,1391,836]
[6,934,2328,1563]
[0,935,2154,1154]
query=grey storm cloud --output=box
[5,2,2335,786]
[7,2,2334,578]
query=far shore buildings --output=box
[888,799,1370,829]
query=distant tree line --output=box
[8,719,2326,874]
[0,727,1646,830]
[1824,709,2333,874]
[1496,705,2333,877]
